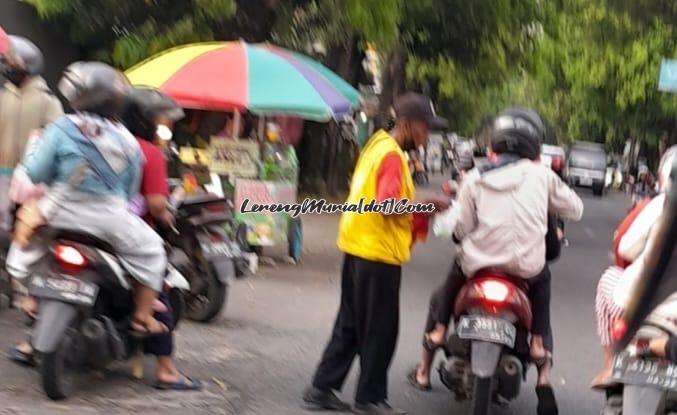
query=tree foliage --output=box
[25,0,237,68]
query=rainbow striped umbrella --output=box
[125,41,361,121]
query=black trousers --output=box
[144,293,174,357]
[425,263,554,353]
[312,254,402,405]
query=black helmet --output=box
[121,87,185,141]
[2,35,44,75]
[490,107,545,160]
[58,61,130,118]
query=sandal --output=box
[153,375,202,391]
[536,385,559,415]
[130,317,169,338]
[407,366,432,391]
[8,346,36,367]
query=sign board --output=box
[208,139,260,177]
[234,179,297,246]
[659,59,677,92]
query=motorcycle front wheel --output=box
[471,376,492,415]
[185,260,228,323]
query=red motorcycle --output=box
[438,270,533,415]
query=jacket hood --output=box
[478,159,536,191]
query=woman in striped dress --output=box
[592,146,676,389]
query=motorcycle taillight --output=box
[54,244,88,273]
[612,318,628,343]
[478,280,510,302]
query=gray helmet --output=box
[4,35,44,75]
[58,61,130,118]
[490,107,545,160]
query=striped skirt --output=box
[595,265,625,347]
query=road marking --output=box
[584,226,595,239]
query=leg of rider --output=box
[592,266,623,387]
[527,266,553,386]
[6,239,49,358]
[415,262,466,386]
[143,293,195,386]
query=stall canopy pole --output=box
[233,110,242,139]
[258,116,265,142]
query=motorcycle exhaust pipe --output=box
[495,355,523,401]
[82,318,111,369]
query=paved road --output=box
[0,182,629,415]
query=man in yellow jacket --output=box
[303,93,449,415]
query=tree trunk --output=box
[376,47,406,130]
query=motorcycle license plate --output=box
[457,316,516,347]
[612,352,677,391]
[201,241,234,259]
[29,274,98,306]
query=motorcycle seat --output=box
[52,229,117,255]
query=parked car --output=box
[567,142,608,196]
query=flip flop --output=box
[536,385,559,415]
[407,367,432,391]
[153,375,202,391]
[8,346,36,368]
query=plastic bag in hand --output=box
[432,202,459,239]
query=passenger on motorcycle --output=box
[6,62,168,338]
[408,107,583,415]
[592,146,677,388]
[119,86,201,390]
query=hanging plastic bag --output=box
[432,202,459,239]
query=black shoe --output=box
[353,401,406,415]
[302,386,351,411]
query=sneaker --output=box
[302,386,351,411]
[353,401,407,415]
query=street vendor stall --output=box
[126,41,361,262]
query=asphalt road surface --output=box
[0,183,629,415]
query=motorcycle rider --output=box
[408,107,583,415]
[5,62,168,338]
[0,35,63,230]
[119,86,201,390]
[591,146,677,388]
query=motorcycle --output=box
[602,313,677,415]
[164,188,250,323]
[26,228,190,400]
[438,271,533,415]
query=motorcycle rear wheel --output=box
[471,376,493,415]
[41,326,82,400]
[185,260,227,323]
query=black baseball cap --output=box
[393,92,448,130]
